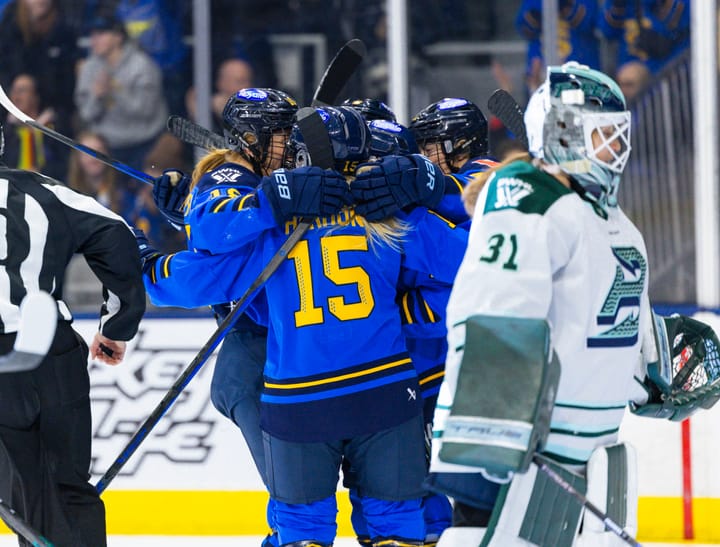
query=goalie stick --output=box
[0,498,54,547]
[167,38,367,150]
[533,455,642,547]
[96,107,333,494]
[0,292,56,373]
[0,85,154,186]
[487,89,529,150]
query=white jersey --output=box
[431,161,653,473]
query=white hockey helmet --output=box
[524,62,632,207]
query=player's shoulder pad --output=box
[195,162,260,194]
[482,160,573,216]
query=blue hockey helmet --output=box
[222,88,298,171]
[285,106,370,176]
[341,98,397,122]
[410,98,489,168]
[367,119,419,158]
[524,62,631,207]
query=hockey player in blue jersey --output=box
[139,106,467,547]
[409,97,498,225]
[150,87,299,547]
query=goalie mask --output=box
[409,97,488,173]
[524,62,632,208]
[222,88,298,173]
[284,106,370,176]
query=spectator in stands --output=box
[598,0,690,102]
[516,0,601,93]
[74,12,168,173]
[0,0,79,125]
[2,73,68,180]
[66,131,128,216]
[114,0,190,116]
[185,57,254,133]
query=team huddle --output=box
[2,60,720,547]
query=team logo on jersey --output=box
[493,177,533,209]
[211,167,243,184]
[237,88,267,101]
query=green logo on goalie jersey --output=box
[587,246,646,348]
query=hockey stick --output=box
[0,85,154,185]
[166,114,225,150]
[95,107,333,494]
[487,89,529,149]
[311,38,366,106]
[0,498,54,546]
[533,455,642,547]
[0,292,56,373]
[167,38,367,151]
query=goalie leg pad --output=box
[480,459,585,547]
[439,315,561,481]
[576,443,638,547]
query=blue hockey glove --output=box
[351,153,445,221]
[132,227,161,275]
[259,166,352,223]
[152,169,191,229]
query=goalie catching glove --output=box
[152,169,191,229]
[259,166,352,223]
[351,154,445,220]
[631,313,720,422]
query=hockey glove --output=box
[351,153,445,221]
[132,228,161,275]
[152,169,191,229]
[259,166,352,223]
[631,314,720,421]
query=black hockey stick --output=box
[0,498,54,546]
[96,107,333,494]
[311,38,366,106]
[167,38,367,151]
[0,292,56,373]
[487,89,529,149]
[0,85,154,185]
[166,114,225,150]
[533,455,642,547]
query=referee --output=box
[0,121,145,546]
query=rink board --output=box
[1,315,720,542]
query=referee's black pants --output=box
[0,321,106,547]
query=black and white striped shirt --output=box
[0,165,145,339]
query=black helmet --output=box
[410,98,489,164]
[222,87,298,168]
[341,98,397,122]
[367,119,418,158]
[285,106,370,176]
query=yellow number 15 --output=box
[288,234,375,327]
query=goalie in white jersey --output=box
[429,62,720,547]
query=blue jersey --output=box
[435,157,498,224]
[516,0,601,71]
[184,162,272,254]
[143,204,468,442]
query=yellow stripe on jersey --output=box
[211,197,232,213]
[401,292,414,324]
[427,209,457,228]
[448,174,464,194]
[264,357,412,389]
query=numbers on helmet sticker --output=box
[479,233,518,271]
